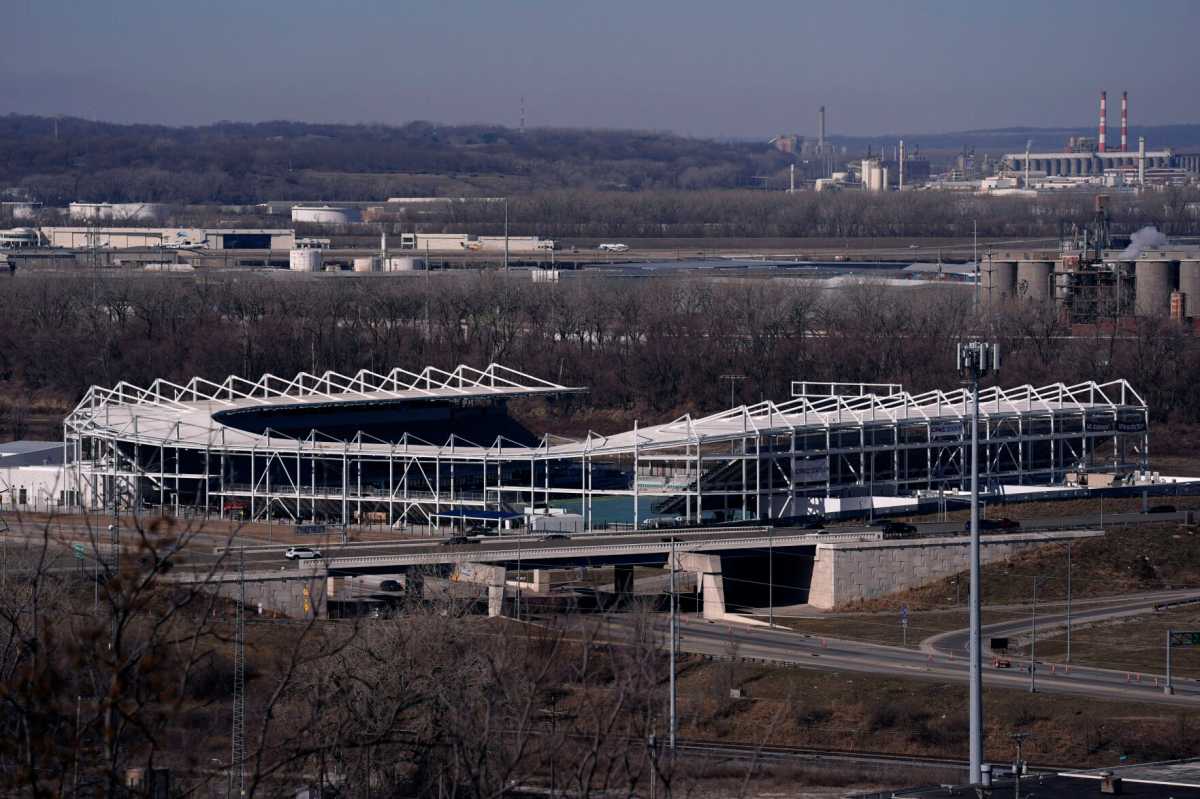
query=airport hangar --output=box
[63,363,1150,529]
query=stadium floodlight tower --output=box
[957,340,1000,785]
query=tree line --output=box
[0,272,1197,442]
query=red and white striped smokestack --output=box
[1099,90,1107,152]
[1121,91,1128,151]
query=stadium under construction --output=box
[62,363,1152,529]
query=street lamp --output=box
[957,340,1000,785]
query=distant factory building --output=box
[1175,153,1200,174]
[1007,149,1172,177]
[769,134,799,155]
[1008,89,1171,177]
[41,227,295,250]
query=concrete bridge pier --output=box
[453,562,509,617]
[675,552,727,621]
[613,564,635,606]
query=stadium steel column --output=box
[957,340,999,785]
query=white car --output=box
[285,546,322,560]
[597,243,629,253]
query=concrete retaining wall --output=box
[199,569,329,618]
[807,530,1102,609]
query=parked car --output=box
[440,536,478,546]
[965,517,1021,532]
[284,546,322,560]
[379,579,403,592]
[1147,504,1177,514]
[541,533,570,541]
[992,658,1013,669]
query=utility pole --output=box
[503,198,510,273]
[957,340,1000,785]
[1010,731,1030,799]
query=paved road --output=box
[922,589,1200,658]
[594,611,1200,706]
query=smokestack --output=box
[818,105,826,149]
[1098,90,1107,153]
[898,140,905,191]
[1121,91,1129,152]
[1138,135,1146,186]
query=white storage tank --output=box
[353,256,381,273]
[1179,260,1200,319]
[384,256,425,272]
[289,249,322,272]
[111,203,167,221]
[1135,259,1178,317]
[291,205,361,224]
[982,260,1017,302]
[1017,261,1053,302]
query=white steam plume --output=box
[1120,225,1169,260]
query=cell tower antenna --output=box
[520,95,526,134]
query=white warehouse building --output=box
[41,227,296,250]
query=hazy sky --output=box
[3,0,1198,138]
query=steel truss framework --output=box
[65,363,1149,530]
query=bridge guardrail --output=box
[326,529,882,568]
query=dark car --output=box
[965,517,1021,532]
[799,516,827,530]
[440,535,478,546]
[881,521,918,538]
[379,579,403,592]
[1147,504,1178,514]
[466,523,493,536]
[540,533,570,541]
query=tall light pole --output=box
[972,220,979,316]
[668,536,677,751]
[957,340,1000,785]
[503,198,510,273]
[1065,543,1072,664]
[719,374,747,409]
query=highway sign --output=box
[1170,631,1200,647]
[72,543,86,560]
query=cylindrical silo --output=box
[1135,259,1177,317]
[289,249,322,272]
[1017,261,1053,302]
[983,260,1018,303]
[353,256,381,273]
[384,256,425,272]
[1179,260,1200,319]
